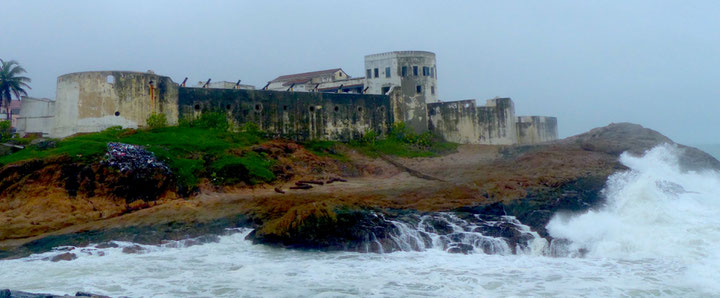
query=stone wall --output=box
[178,88,391,141]
[52,71,179,138]
[428,98,518,145]
[516,116,558,145]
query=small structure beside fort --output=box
[15,51,557,145]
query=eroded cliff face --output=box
[1,123,718,257]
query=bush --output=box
[146,113,167,129]
[190,112,230,131]
[360,129,378,145]
[0,120,11,142]
[211,152,275,185]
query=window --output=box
[401,66,407,77]
[430,67,434,78]
[366,69,372,78]
[413,66,418,76]
[374,68,379,78]
[423,66,429,76]
[416,85,422,94]
[434,65,437,78]
[381,86,390,94]
[385,67,391,78]
[431,86,435,95]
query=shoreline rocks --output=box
[1,123,719,258]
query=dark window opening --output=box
[226,104,231,110]
[430,67,434,78]
[283,105,288,111]
[416,85,422,94]
[255,104,262,111]
[385,67,391,78]
[423,66,429,76]
[309,106,315,112]
[373,68,379,78]
[401,66,407,77]
[366,69,372,78]
[413,66,418,76]
[334,106,339,112]
[431,86,435,95]
[381,86,390,94]
[114,111,120,116]
[194,104,200,111]
[357,106,363,112]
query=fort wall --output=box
[52,71,179,138]
[427,98,518,145]
[516,116,558,145]
[178,88,391,141]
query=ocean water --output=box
[1,144,719,297]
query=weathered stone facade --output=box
[52,71,178,138]
[27,50,557,145]
[179,88,391,141]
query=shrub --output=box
[195,112,229,130]
[211,152,275,185]
[360,129,378,145]
[0,120,11,142]
[146,113,167,129]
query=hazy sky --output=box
[3,0,719,144]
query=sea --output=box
[1,144,720,297]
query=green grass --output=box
[348,123,458,158]
[0,118,270,190]
[349,138,457,158]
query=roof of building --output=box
[270,68,344,85]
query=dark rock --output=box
[447,243,474,254]
[50,252,77,262]
[121,245,144,254]
[75,291,109,297]
[289,183,312,190]
[0,289,57,298]
[94,242,118,249]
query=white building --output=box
[364,51,438,103]
[266,68,351,92]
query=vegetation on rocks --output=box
[0,112,271,190]
[351,123,457,158]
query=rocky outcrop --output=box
[0,289,108,298]
[1,123,718,257]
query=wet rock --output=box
[94,242,118,249]
[121,245,144,254]
[75,291,109,298]
[0,288,57,298]
[447,243,474,254]
[50,252,77,262]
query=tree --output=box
[0,59,31,120]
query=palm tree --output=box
[0,59,32,120]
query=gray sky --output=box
[3,0,719,144]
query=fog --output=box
[3,0,719,144]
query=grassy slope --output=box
[0,125,271,189]
[1,118,457,190]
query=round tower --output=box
[52,71,179,138]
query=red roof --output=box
[270,68,343,85]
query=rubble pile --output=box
[104,142,170,174]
